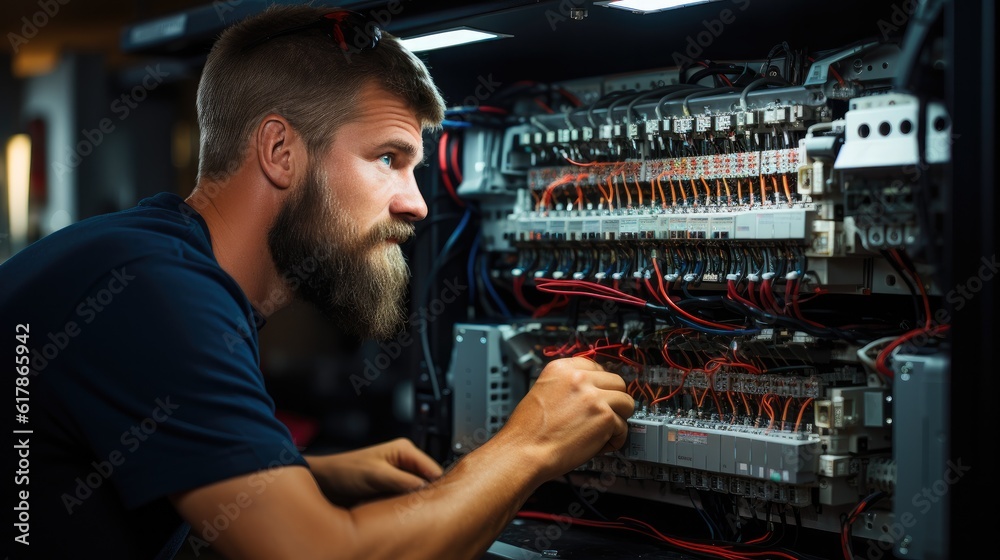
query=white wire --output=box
[856,336,898,374]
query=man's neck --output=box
[186,176,290,317]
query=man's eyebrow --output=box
[374,139,424,165]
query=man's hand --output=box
[173,360,633,560]
[305,437,443,506]
[491,357,635,483]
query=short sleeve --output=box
[57,254,308,509]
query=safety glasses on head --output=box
[242,10,381,53]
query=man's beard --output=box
[267,166,415,340]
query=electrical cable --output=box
[467,230,480,307]
[480,254,512,319]
[420,207,473,401]
[739,77,793,111]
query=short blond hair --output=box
[196,4,446,181]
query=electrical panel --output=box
[419,10,953,560]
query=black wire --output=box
[419,209,476,401]
[880,249,923,327]
[686,64,760,87]
[687,488,722,539]
[584,89,635,129]
[843,491,888,560]
[655,86,709,120]
[624,85,690,123]
[415,212,464,234]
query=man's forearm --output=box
[346,432,546,560]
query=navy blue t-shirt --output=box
[2,192,308,559]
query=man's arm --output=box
[171,357,634,560]
[303,438,444,507]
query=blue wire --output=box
[481,255,513,319]
[442,119,473,128]
[467,231,480,305]
[421,207,473,402]
[439,207,473,264]
[689,489,721,540]
[445,107,485,115]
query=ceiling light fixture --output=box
[598,0,721,14]
[399,27,510,53]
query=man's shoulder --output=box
[0,192,226,313]
[22,193,212,269]
[83,192,211,254]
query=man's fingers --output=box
[592,370,627,392]
[562,356,605,371]
[602,415,629,454]
[390,438,444,481]
[605,391,636,420]
[382,469,434,493]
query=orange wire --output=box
[759,175,767,204]
[782,173,793,204]
[630,175,642,207]
[794,397,814,432]
[655,177,666,208]
[564,156,601,167]
[606,176,616,211]
[596,179,611,209]
[771,175,781,205]
[642,382,656,403]
[621,172,632,207]
[764,394,776,430]
[782,396,794,430]
[740,392,751,419]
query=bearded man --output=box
[0,5,633,559]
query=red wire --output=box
[874,249,943,376]
[438,132,464,207]
[512,275,536,312]
[556,87,582,107]
[875,324,949,376]
[532,294,569,318]
[747,279,759,307]
[533,97,554,113]
[651,258,737,331]
[534,278,647,307]
[476,105,509,114]
[644,277,666,305]
[788,278,826,328]
[727,280,761,312]
[449,133,463,183]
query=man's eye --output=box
[379,154,393,167]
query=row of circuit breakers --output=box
[495,91,949,252]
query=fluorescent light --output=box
[600,0,719,14]
[400,28,509,53]
[6,134,31,251]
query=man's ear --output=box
[255,114,302,191]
